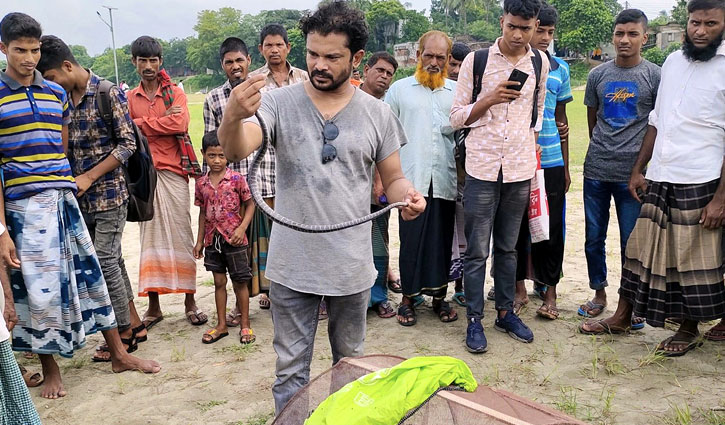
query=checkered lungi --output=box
[0,340,41,425]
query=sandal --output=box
[656,332,703,357]
[486,287,495,301]
[376,301,396,318]
[631,316,646,330]
[318,301,328,321]
[577,300,607,318]
[578,319,629,335]
[141,314,164,331]
[452,292,466,307]
[433,300,458,323]
[92,336,138,362]
[412,295,425,308]
[19,365,44,388]
[202,329,229,344]
[259,295,271,310]
[704,322,725,342]
[536,303,559,320]
[513,299,528,316]
[397,303,417,327]
[240,328,256,344]
[533,283,548,301]
[387,278,402,293]
[186,309,208,326]
[132,324,148,344]
[226,308,242,327]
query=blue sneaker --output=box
[494,311,534,343]
[466,318,488,353]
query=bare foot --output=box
[39,356,66,399]
[111,353,161,374]
[579,315,631,334]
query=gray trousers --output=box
[270,281,370,415]
[82,203,133,331]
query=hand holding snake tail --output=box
[247,110,408,234]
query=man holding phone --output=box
[450,0,548,353]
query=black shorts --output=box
[204,236,252,282]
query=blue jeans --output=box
[270,281,370,415]
[583,178,641,290]
[463,172,530,319]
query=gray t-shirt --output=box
[584,59,660,182]
[244,84,406,296]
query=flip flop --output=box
[397,303,417,327]
[376,301,396,318]
[186,309,208,326]
[240,328,256,345]
[536,303,559,320]
[142,315,164,331]
[259,295,271,310]
[387,278,402,293]
[19,365,44,388]
[226,309,242,327]
[631,316,646,331]
[202,329,229,344]
[655,335,703,357]
[578,319,629,335]
[486,287,496,301]
[513,299,528,316]
[318,301,328,321]
[578,300,607,318]
[433,300,458,323]
[412,295,425,307]
[452,292,466,307]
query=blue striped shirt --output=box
[0,70,75,200]
[537,55,573,168]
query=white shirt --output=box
[0,222,9,342]
[646,41,725,184]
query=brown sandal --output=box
[19,365,43,388]
[240,328,256,344]
[536,303,559,320]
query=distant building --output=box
[655,23,685,50]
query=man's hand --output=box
[164,105,182,116]
[628,172,648,203]
[193,242,204,259]
[0,232,20,269]
[700,195,725,229]
[400,187,426,221]
[484,80,522,106]
[3,296,17,332]
[226,74,266,121]
[229,225,246,246]
[75,173,94,197]
[556,121,569,140]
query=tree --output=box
[671,0,688,27]
[91,45,138,86]
[366,0,406,51]
[467,20,499,42]
[552,0,613,55]
[187,8,245,74]
[287,27,306,70]
[401,9,431,42]
[69,45,94,69]
[642,42,681,66]
[161,37,191,77]
[0,60,6,70]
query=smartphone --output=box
[507,68,529,91]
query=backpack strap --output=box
[530,49,543,128]
[96,79,116,133]
[471,48,489,104]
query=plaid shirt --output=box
[203,80,276,198]
[68,71,136,213]
[248,61,309,92]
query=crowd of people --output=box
[0,0,724,421]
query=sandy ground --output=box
[17,167,725,425]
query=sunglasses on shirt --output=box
[322,121,339,164]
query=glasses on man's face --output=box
[322,121,339,164]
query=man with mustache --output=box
[385,30,459,327]
[218,2,425,413]
[581,0,725,357]
[578,10,660,324]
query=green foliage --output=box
[161,37,191,76]
[642,42,681,66]
[287,28,306,71]
[553,0,613,54]
[91,45,138,86]
[393,66,415,82]
[366,0,407,51]
[0,60,7,70]
[671,0,688,27]
[70,45,94,68]
[567,60,591,87]
[182,74,226,93]
[467,20,499,42]
[187,8,245,74]
[401,9,431,43]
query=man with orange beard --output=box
[385,31,458,327]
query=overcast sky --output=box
[2,0,676,56]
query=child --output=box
[194,131,256,344]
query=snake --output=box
[246,111,409,234]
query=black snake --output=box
[246,111,408,233]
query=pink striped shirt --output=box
[450,38,548,183]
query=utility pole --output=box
[97,6,119,85]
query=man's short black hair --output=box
[131,36,163,59]
[538,3,559,27]
[37,35,78,73]
[503,0,542,20]
[260,23,289,45]
[300,1,369,55]
[202,131,220,152]
[219,37,249,61]
[688,0,725,13]
[367,51,398,72]
[0,12,42,44]
[451,42,471,61]
[614,9,648,30]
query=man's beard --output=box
[414,61,447,90]
[309,63,351,92]
[682,30,724,62]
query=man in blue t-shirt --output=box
[512,3,572,320]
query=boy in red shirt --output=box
[194,131,256,344]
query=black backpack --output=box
[454,48,543,172]
[96,79,157,222]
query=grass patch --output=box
[171,346,186,362]
[699,408,725,425]
[554,386,579,416]
[661,403,693,425]
[229,411,275,425]
[217,343,260,362]
[61,356,89,372]
[196,399,228,413]
[199,279,215,287]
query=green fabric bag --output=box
[305,356,478,425]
